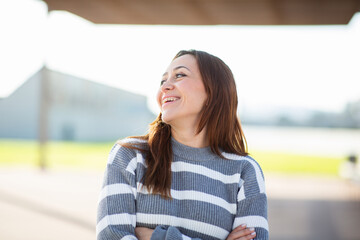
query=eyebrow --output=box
[162,65,191,77]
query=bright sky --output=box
[1,0,359,114]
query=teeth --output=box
[163,97,179,104]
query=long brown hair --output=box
[121,50,248,198]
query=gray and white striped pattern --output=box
[97,138,268,240]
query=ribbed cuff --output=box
[151,226,168,240]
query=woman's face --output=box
[157,54,207,126]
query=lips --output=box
[163,97,180,104]
[162,96,180,107]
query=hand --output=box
[226,224,256,240]
[135,227,154,240]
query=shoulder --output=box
[107,138,147,166]
[118,137,148,149]
[223,152,266,195]
[221,152,265,180]
[221,152,260,167]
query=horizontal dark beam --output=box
[44,0,360,25]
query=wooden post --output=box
[38,67,48,170]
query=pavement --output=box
[0,168,359,240]
[266,174,360,240]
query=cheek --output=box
[193,84,207,106]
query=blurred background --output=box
[0,0,360,239]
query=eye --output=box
[160,79,166,86]
[175,73,186,78]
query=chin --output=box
[161,115,173,124]
[161,111,178,125]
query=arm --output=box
[232,158,269,239]
[136,225,256,240]
[149,226,256,240]
[151,226,204,240]
[97,143,138,240]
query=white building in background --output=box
[0,67,155,141]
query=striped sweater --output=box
[97,137,269,240]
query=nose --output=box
[160,79,174,92]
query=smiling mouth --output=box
[163,97,180,104]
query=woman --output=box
[97,50,269,240]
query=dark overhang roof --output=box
[43,0,360,25]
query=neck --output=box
[171,125,208,148]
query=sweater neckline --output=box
[171,137,217,162]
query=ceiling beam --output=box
[44,0,360,25]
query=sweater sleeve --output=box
[151,226,202,240]
[232,157,269,239]
[97,143,138,240]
